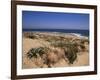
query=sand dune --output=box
[22,32,89,69]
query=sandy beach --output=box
[22,32,89,69]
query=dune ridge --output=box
[22,32,89,69]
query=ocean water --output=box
[23,29,89,37]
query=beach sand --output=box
[22,32,89,69]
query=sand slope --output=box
[22,37,89,69]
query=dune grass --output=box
[25,32,89,65]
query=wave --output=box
[69,33,88,39]
[69,33,82,37]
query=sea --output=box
[23,29,89,37]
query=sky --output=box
[22,11,89,30]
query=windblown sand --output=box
[22,35,89,69]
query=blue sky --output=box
[22,11,89,30]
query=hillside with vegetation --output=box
[22,32,89,68]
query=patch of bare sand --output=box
[53,59,69,67]
[23,38,49,54]
[71,52,89,66]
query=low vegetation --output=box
[27,47,49,59]
[24,32,89,67]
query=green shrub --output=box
[50,40,78,64]
[64,43,78,64]
[28,35,36,39]
[27,47,49,59]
